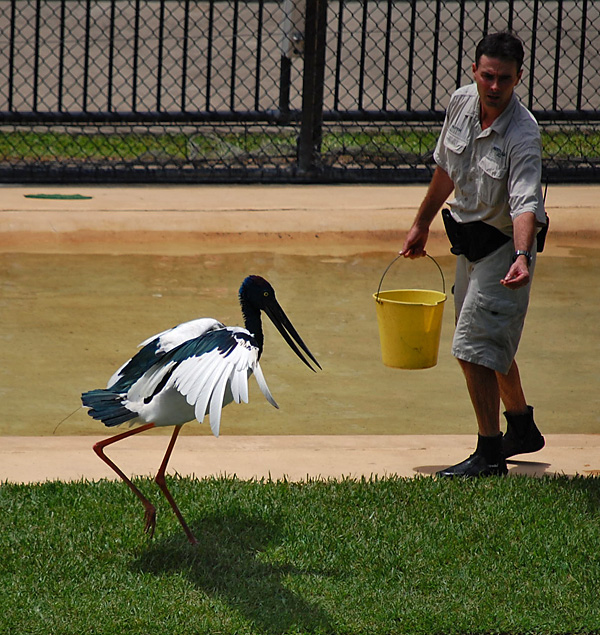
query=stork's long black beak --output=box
[264,301,321,372]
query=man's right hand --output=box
[400,225,429,258]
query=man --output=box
[401,31,547,477]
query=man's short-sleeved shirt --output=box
[434,83,546,235]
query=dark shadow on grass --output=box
[132,510,333,635]
[548,474,600,515]
[414,467,600,514]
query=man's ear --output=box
[516,68,523,85]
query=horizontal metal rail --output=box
[3,109,600,125]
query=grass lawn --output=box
[1,475,599,635]
[0,128,598,164]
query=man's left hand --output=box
[500,259,530,289]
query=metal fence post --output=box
[280,0,305,114]
[297,0,328,175]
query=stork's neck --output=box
[240,299,264,358]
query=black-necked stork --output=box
[82,275,320,544]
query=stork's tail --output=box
[81,389,138,427]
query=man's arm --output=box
[401,166,454,258]
[500,211,537,289]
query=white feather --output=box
[127,361,177,404]
[208,366,232,437]
[201,365,230,422]
[230,366,249,404]
[252,361,279,409]
[178,352,219,402]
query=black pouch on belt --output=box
[536,213,549,253]
[442,208,511,262]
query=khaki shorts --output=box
[451,240,536,374]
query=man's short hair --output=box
[475,32,525,71]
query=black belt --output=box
[442,209,511,262]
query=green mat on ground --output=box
[24,193,92,200]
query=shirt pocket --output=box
[444,133,468,183]
[445,132,468,155]
[478,155,508,206]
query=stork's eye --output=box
[263,291,269,297]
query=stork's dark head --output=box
[239,275,277,309]
[239,275,321,371]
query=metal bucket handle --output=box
[375,254,446,301]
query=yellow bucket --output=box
[373,255,447,369]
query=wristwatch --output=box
[513,250,532,266]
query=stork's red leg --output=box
[93,423,158,537]
[154,425,198,545]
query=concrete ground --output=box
[1,183,599,483]
[2,434,600,483]
[2,183,600,252]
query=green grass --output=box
[2,475,600,634]
[1,128,598,164]
[0,130,191,162]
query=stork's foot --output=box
[143,504,157,538]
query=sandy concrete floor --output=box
[2,434,600,483]
[2,183,600,255]
[1,183,599,483]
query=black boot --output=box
[502,406,545,459]
[436,434,508,478]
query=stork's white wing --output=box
[150,327,279,437]
[108,317,224,388]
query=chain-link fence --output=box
[1,0,598,183]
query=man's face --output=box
[472,55,522,116]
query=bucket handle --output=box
[376,254,446,301]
